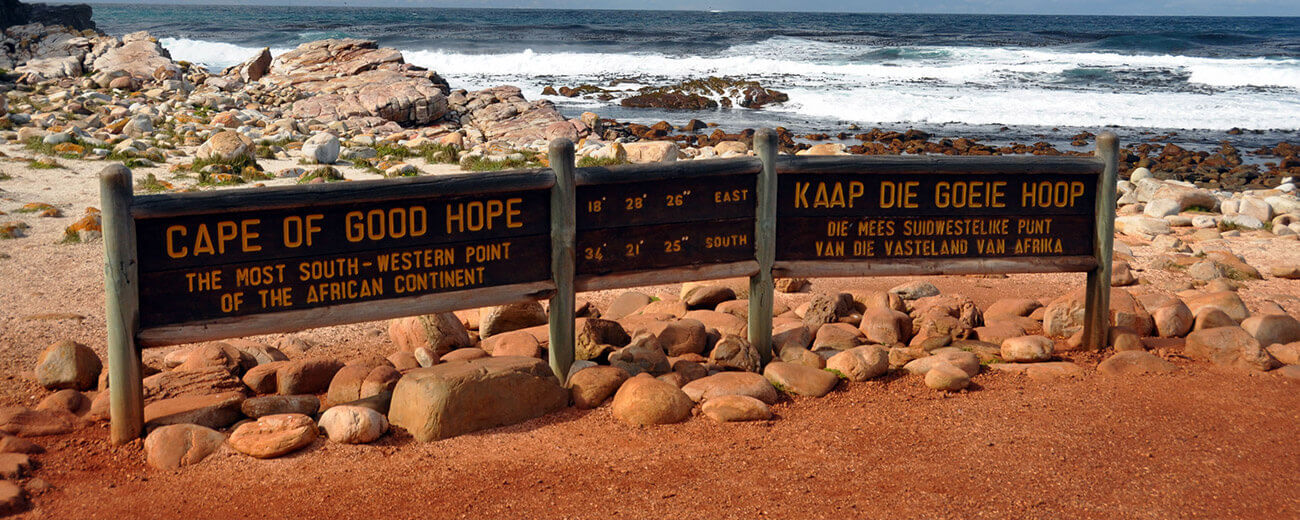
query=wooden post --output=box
[548,139,577,382]
[100,165,144,444]
[1083,132,1119,349]
[749,128,778,364]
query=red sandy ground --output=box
[18,360,1300,519]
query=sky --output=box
[74,0,1300,17]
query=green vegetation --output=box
[135,173,169,193]
[27,158,61,170]
[460,153,542,172]
[577,155,630,168]
[373,142,415,160]
[769,381,792,394]
[419,143,460,164]
[0,172,11,181]
[825,369,848,380]
[1184,205,1214,213]
[59,228,81,244]
[297,166,345,184]
[189,154,259,175]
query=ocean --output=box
[93,5,1300,151]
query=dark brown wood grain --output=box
[576,218,754,276]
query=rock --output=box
[318,405,388,444]
[228,414,318,458]
[924,363,970,391]
[479,302,547,338]
[1043,287,1153,337]
[610,374,693,426]
[1098,351,1178,376]
[1000,336,1054,363]
[144,424,226,470]
[1267,342,1300,365]
[389,357,567,441]
[779,346,825,369]
[481,330,541,358]
[0,434,42,454]
[224,47,271,83]
[34,340,101,391]
[681,283,736,309]
[762,362,838,397]
[889,281,939,300]
[985,298,1043,319]
[903,350,980,377]
[708,334,761,373]
[576,318,631,361]
[1278,365,1300,381]
[1270,264,1300,279]
[175,344,242,374]
[605,292,652,320]
[143,392,245,430]
[608,333,670,376]
[1152,300,1194,338]
[802,292,850,330]
[681,372,778,404]
[301,132,340,164]
[277,359,344,395]
[327,363,400,406]
[196,130,255,163]
[1115,215,1172,239]
[241,395,319,418]
[1194,308,1239,331]
[569,366,630,409]
[240,362,286,395]
[35,389,89,415]
[701,395,772,422]
[825,345,889,381]
[623,141,679,164]
[859,308,912,346]
[441,348,489,362]
[1184,291,1250,323]
[1185,327,1280,371]
[633,319,708,357]
[0,481,21,515]
[1241,314,1300,347]
[92,32,180,82]
[0,407,82,436]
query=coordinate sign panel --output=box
[135,189,551,328]
[575,174,756,276]
[776,173,1097,261]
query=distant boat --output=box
[709,9,724,13]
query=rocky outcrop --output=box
[1,0,95,32]
[261,39,450,128]
[451,85,578,147]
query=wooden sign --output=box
[100,131,1118,445]
[777,172,1097,262]
[127,172,554,345]
[572,161,760,289]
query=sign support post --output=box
[548,139,577,382]
[1083,132,1119,349]
[749,129,778,364]
[101,165,144,445]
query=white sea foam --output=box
[160,38,291,70]
[157,36,1300,130]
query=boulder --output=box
[708,334,761,373]
[301,132,340,165]
[326,363,399,406]
[1267,342,1300,365]
[924,363,970,391]
[701,395,772,422]
[762,362,838,397]
[623,141,678,164]
[228,414,318,459]
[608,333,670,376]
[277,359,344,395]
[144,424,226,470]
[1098,351,1178,376]
[318,405,388,444]
[824,345,889,381]
[241,395,320,419]
[575,318,631,361]
[812,323,866,351]
[479,302,547,338]
[389,357,567,441]
[903,350,980,377]
[1184,291,1250,323]
[34,340,101,391]
[632,319,708,357]
[779,346,825,369]
[680,283,735,309]
[0,407,83,437]
[604,292,653,320]
[143,392,245,430]
[1000,336,1054,363]
[1152,300,1194,338]
[481,331,542,358]
[889,281,940,300]
[223,47,271,83]
[240,362,286,395]
[1043,287,1153,337]
[610,374,693,426]
[1241,314,1300,347]
[569,366,629,409]
[35,389,89,416]
[681,372,778,404]
[859,308,912,346]
[985,298,1042,319]
[196,130,255,163]
[91,32,180,82]
[1185,327,1280,371]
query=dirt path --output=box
[21,364,1300,519]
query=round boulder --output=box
[35,340,102,391]
[318,405,388,444]
[1001,336,1055,363]
[610,374,693,426]
[825,345,889,381]
[228,413,317,458]
[701,394,772,422]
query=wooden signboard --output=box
[101,130,1117,445]
[572,160,761,291]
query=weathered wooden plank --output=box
[1083,132,1120,349]
[576,218,753,276]
[773,256,1098,279]
[100,165,144,444]
[137,280,555,347]
[774,154,1105,175]
[575,261,759,293]
[131,168,554,218]
[574,158,760,186]
[575,174,755,230]
[548,139,577,382]
[749,128,778,364]
[777,215,1095,261]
